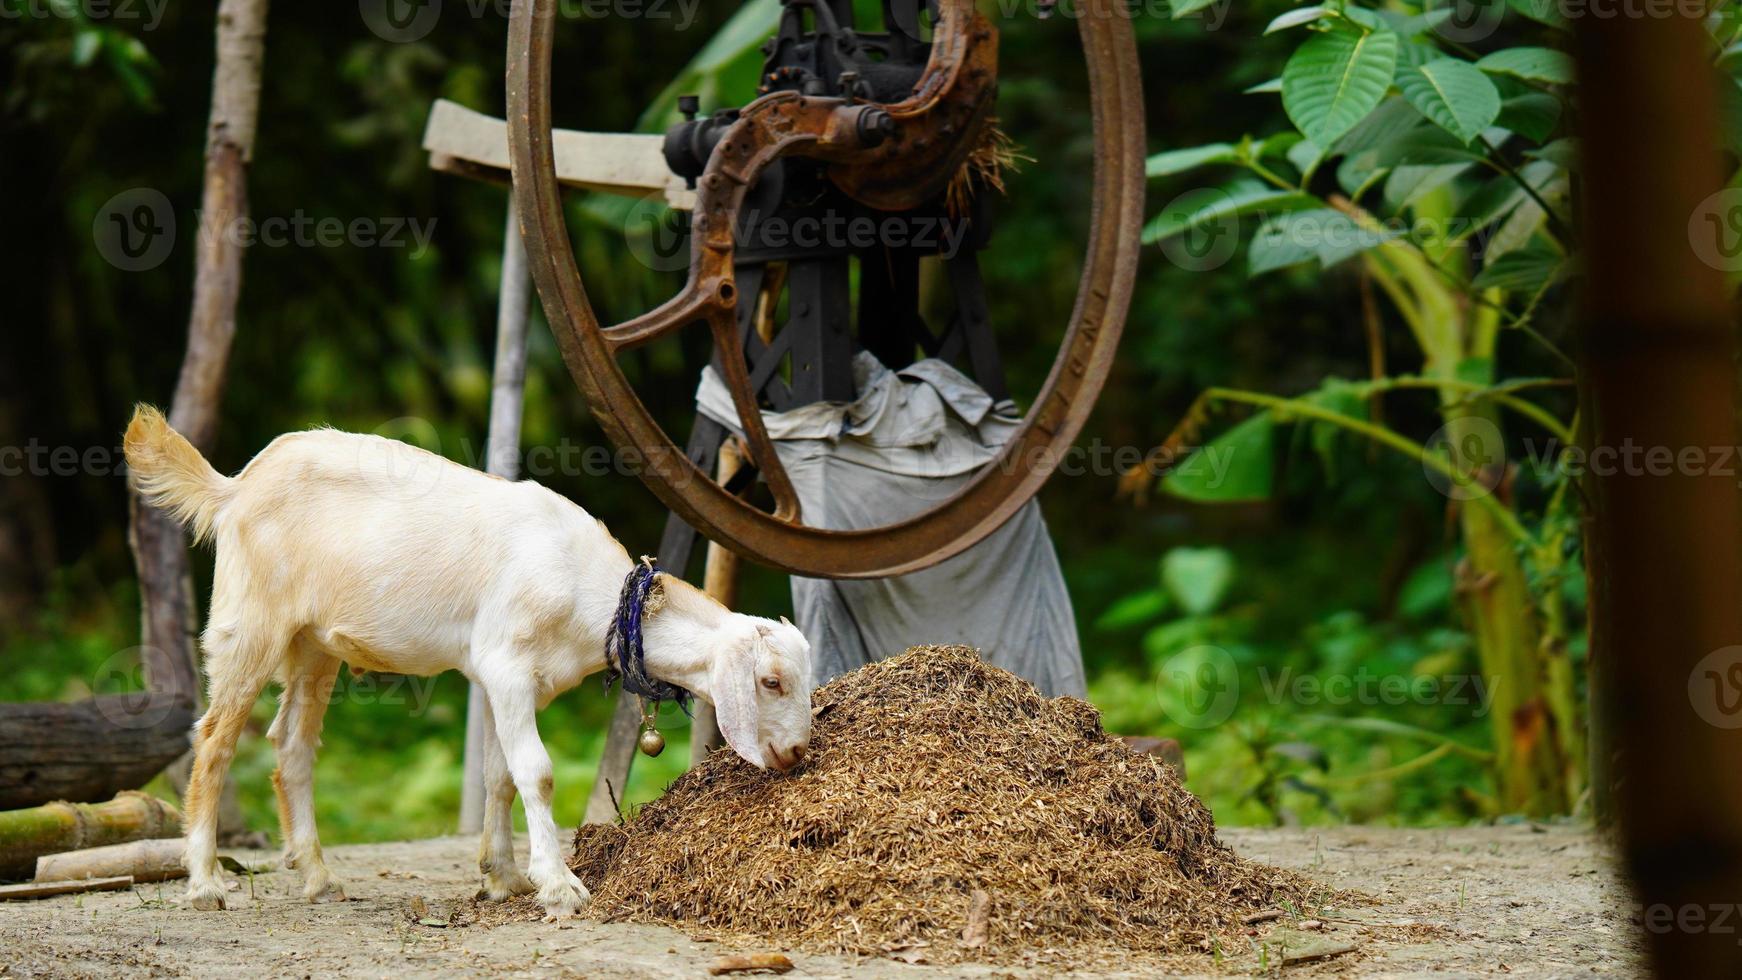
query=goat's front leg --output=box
[481,675,588,919]
[474,692,535,901]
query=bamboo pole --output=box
[692,438,745,765]
[0,793,180,880]
[34,838,185,884]
[460,192,534,835]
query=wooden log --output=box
[34,838,185,884]
[0,876,134,901]
[128,0,269,840]
[0,793,181,880]
[0,696,193,811]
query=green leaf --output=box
[1246,77,1284,95]
[1096,590,1170,630]
[1141,181,1319,244]
[1286,137,1325,178]
[1249,213,1324,275]
[1477,47,1575,85]
[1162,547,1236,617]
[1283,27,1400,146]
[1255,131,1305,159]
[1472,243,1568,292]
[1496,92,1562,141]
[1384,163,1472,210]
[1455,160,1559,241]
[1146,143,1240,178]
[635,0,781,130]
[1171,0,1225,16]
[1369,127,1489,167]
[1163,411,1274,502]
[1250,210,1399,276]
[1265,5,1331,33]
[1504,0,1567,29]
[1398,58,1502,144]
[72,30,102,67]
[1303,381,1369,481]
[1523,137,1578,170]
[1390,8,1455,36]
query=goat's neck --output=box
[639,576,729,701]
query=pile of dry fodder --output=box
[567,645,1318,962]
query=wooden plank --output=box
[422,100,695,209]
[0,876,134,901]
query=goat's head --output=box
[707,613,813,772]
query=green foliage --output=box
[1282,23,1398,146]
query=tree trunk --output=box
[1574,8,1742,976]
[0,792,181,880]
[128,0,270,838]
[0,697,193,812]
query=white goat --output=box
[122,405,813,918]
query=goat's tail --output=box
[124,404,235,544]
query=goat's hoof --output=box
[477,871,536,902]
[185,883,228,912]
[305,879,348,904]
[536,874,590,921]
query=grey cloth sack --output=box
[695,352,1086,698]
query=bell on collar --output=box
[637,697,665,757]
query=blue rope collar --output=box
[604,556,692,710]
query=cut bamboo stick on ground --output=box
[35,837,185,883]
[33,836,274,884]
[0,875,133,901]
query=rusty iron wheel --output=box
[507,0,1145,579]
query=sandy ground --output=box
[0,825,1639,978]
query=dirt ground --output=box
[0,825,1639,978]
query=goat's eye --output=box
[760,676,782,692]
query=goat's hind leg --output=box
[269,636,346,903]
[474,692,535,901]
[184,625,280,911]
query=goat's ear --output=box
[711,639,766,768]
